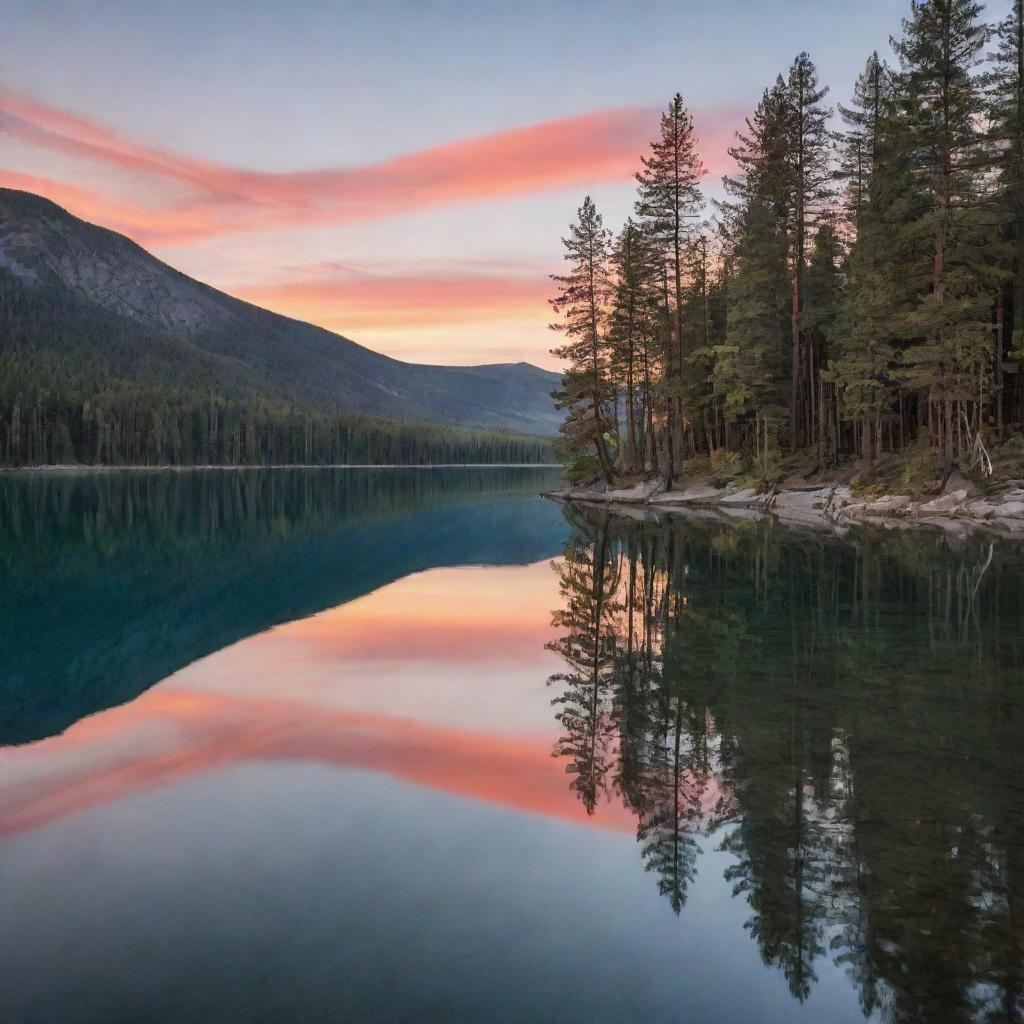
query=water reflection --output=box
[0,466,564,744]
[5,469,1024,1022]
[547,504,1024,1023]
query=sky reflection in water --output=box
[2,469,1023,1023]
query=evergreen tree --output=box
[837,53,894,229]
[784,53,834,450]
[715,83,793,470]
[608,220,660,474]
[636,94,706,479]
[686,232,723,452]
[829,54,911,460]
[986,0,1024,431]
[802,214,842,460]
[550,196,615,482]
[893,0,998,462]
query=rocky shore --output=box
[544,475,1024,540]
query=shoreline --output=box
[544,477,1024,541]
[0,463,563,476]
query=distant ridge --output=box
[0,188,561,436]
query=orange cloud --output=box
[0,88,744,247]
[233,267,553,331]
[0,89,660,243]
[0,170,228,243]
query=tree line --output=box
[0,365,553,467]
[551,0,1024,485]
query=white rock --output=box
[719,487,767,507]
[651,486,723,505]
[604,479,666,503]
[866,495,911,514]
[993,500,1024,519]
[916,490,967,514]
[774,488,833,510]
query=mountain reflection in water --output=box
[3,469,1024,1023]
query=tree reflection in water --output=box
[547,503,1024,1023]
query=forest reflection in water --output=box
[5,469,1024,1022]
[0,466,565,745]
[547,503,1024,1024]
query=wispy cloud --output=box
[0,89,664,243]
[0,89,743,247]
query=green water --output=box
[1,468,1023,1023]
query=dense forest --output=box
[0,283,553,467]
[552,0,1024,486]
[549,505,1024,1021]
[0,366,554,467]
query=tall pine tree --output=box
[784,52,834,450]
[636,94,706,480]
[987,0,1024,431]
[894,0,997,462]
[550,197,615,482]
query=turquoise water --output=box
[1,468,1023,1023]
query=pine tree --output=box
[829,217,902,462]
[987,0,1024,430]
[608,220,661,475]
[829,53,910,460]
[716,195,790,475]
[837,53,894,235]
[715,83,793,469]
[893,0,997,463]
[784,52,834,450]
[636,94,706,479]
[686,232,723,452]
[802,214,842,460]
[550,196,615,482]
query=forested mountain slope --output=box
[0,189,560,440]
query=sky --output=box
[0,0,1012,369]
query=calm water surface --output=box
[2,468,1024,1023]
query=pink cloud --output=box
[0,170,227,243]
[0,89,661,242]
[0,88,744,247]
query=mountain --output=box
[0,189,561,436]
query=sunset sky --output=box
[2,0,1009,367]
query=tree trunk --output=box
[997,289,1006,439]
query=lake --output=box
[2,467,1023,1024]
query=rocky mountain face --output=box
[0,189,561,435]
